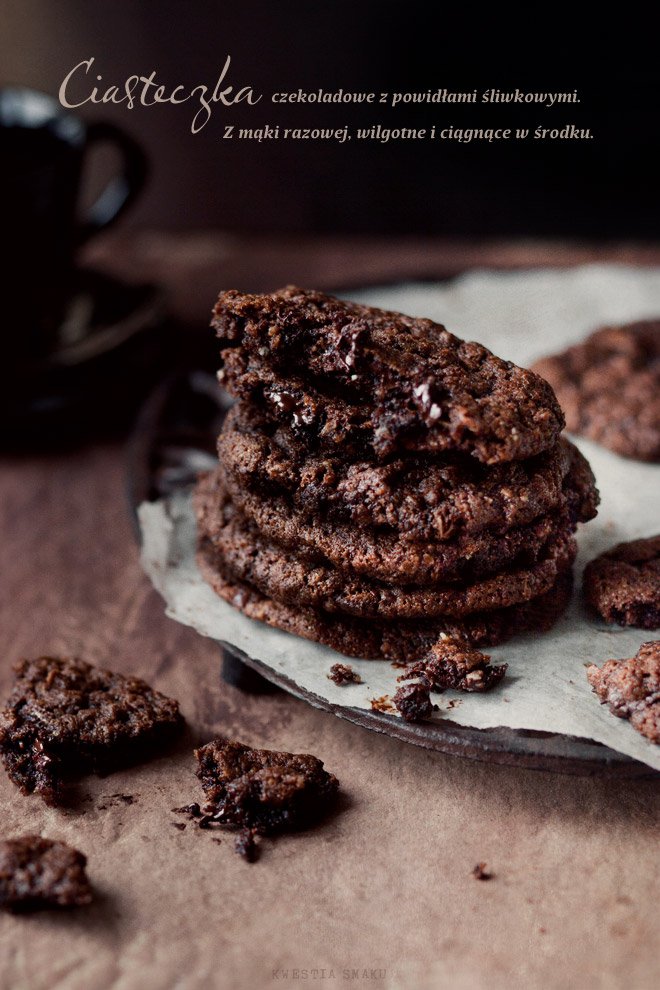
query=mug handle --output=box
[76,121,148,244]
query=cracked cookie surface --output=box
[214,286,564,464]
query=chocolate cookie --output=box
[0,657,184,804]
[0,836,92,911]
[583,535,660,629]
[212,463,576,586]
[219,404,596,543]
[532,320,660,461]
[195,475,577,619]
[214,287,564,463]
[586,640,660,743]
[196,536,574,661]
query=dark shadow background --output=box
[2,1,658,239]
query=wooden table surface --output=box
[0,234,658,990]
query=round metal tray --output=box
[128,371,654,778]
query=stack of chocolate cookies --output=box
[194,287,598,662]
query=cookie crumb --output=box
[472,862,493,881]
[172,803,202,817]
[234,828,258,862]
[369,695,395,713]
[104,793,136,807]
[328,663,363,686]
[393,682,434,722]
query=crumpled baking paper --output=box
[139,265,660,772]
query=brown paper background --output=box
[1,441,658,990]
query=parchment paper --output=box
[139,265,660,772]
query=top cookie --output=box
[532,320,660,461]
[213,287,564,464]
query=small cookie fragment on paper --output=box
[586,641,660,743]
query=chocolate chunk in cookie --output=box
[402,637,507,692]
[532,320,660,461]
[214,287,564,463]
[586,641,660,743]
[0,836,92,911]
[193,738,339,858]
[0,657,184,804]
[584,535,660,629]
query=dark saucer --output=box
[0,268,173,448]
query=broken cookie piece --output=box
[392,682,435,722]
[0,836,92,912]
[0,657,184,804]
[586,641,660,743]
[583,535,660,630]
[192,738,339,860]
[213,286,565,463]
[401,637,507,692]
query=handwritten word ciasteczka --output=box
[59,56,262,134]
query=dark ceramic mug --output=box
[0,86,148,368]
